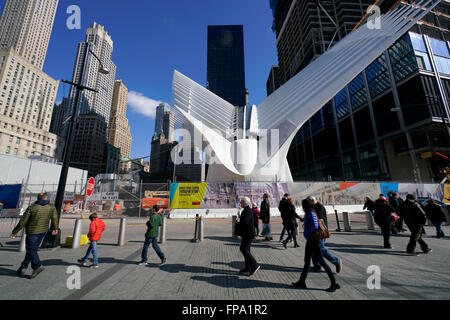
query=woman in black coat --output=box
[260,194,272,241]
[281,197,302,249]
[374,195,395,249]
[236,197,260,276]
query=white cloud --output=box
[127,91,165,119]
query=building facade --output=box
[0,0,59,70]
[49,98,67,136]
[108,79,132,158]
[68,23,117,126]
[207,25,247,107]
[270,0,450,182]
[266,65,281,96]
[103,143,120,174]
[70,113,107,177]
[0,0,60,160]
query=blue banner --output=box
[0,184,22,209]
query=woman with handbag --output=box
[292,198,340,292]
[374,195,396,249]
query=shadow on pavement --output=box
[212,261,299,273]
[190,275,325,291]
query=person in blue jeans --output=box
[139,205,166,265]
[292,198,340,292]
[308,197,342,273]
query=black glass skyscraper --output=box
[207,25,246,107]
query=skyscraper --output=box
[153,103,166,140]
[68,23,117,126]
[108,80,132,158]
[0,0,59,70]
[0,0,61,160]
[163,110,175,142]
[207,25,246,107]
[271,0,450,182]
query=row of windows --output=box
[0,121,55,143]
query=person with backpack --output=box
[10,192,59,279]
[139,205,166,265]
[400,195,432,256]
[424,200,447,238]
[292,198,340,292]
[78,213,106,269]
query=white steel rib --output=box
[171,0,442,182]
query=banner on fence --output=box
[170,183,208,209]
[0,184,22,209]
[167,182,447,209]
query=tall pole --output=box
[55,43,90,218]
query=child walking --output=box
[139,205,166,265]
[78,213,105,269]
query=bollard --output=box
[232,216,238,239]
[191,214,200,243]
[343,212,352,232]
[159,214,166,244]
[71,219,83,249]
[198,216,204,242]
[118,218,126,246]
[19,229,26,252]
[365,211,375,230]
[335,210,342,232]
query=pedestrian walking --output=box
[280,196,302,249]
[373,195,395,249]
[363,197,375,215]
[400,195,432,256]
[236,197,260,276]
[78,213,106,269]
[279,194,288,243]
[252,203,261,238]
[292,198,340,292]
[388,191,406,233]
[424,200,447,238]
[139,205,166,265]
[260,193,273,241]
[308,196,342,274]
[10,192,59,279]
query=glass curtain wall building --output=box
[270,0,450,183]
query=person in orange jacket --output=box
[78,213,105,269]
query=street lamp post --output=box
[54,43,109,218]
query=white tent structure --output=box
[171,0,442,182]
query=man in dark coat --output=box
[374,195,395,249]
[237,197,260,276]
[308,196,342,274]
[424,200,447,238]
[399,194,432,255]
[260,193,272,241]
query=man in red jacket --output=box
[78,213,105,269]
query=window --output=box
[13,148,18,156]
[6,146,10,154]
[16,138,20,144]
[9,135,13,142]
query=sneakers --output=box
[423,248,432,254]
[326,283,341,293]
[161,257,167,265]
[249,265,260,276]
[336,259,343,274]
[138,261,148,266]
[29,266,44,279]
[310,266,324,272]
[90,265,99,269]
[17,267,25,275]
[78,259,88,267]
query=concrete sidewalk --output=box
[0,217,449,300]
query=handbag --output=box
[390,212,400,222]
[310,219,330,241]
[261,224,270,237]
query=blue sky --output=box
[1,0,279,159]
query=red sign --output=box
[86,177,95,197]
